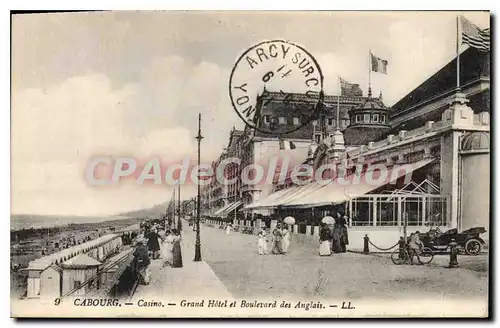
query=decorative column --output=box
[440,92,474,229]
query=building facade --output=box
[239,46,490,248]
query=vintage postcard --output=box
[10,10,490,318]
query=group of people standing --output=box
[319,214,349,256]
[258,223,291,255]
[133,222,183,285]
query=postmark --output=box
[229,40,324,135]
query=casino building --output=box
[232,47,490,249]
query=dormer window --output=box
[380,115,386,123]
[372,114,379,123]
[363,114,370,123]
[293,117,300,125]
[263,115,270,123]
[355,115,362,123]
[278,117,286,124]
[327,118,334,126]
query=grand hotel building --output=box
[203,47,490,249]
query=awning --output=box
[284,158,436,208]
[271,182,323,207]
[212,204,231,217]
[243,181,324,210]
[220,201,243,217]
[243,186,300,210]
[214,200,243,217]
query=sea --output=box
[10,214,133,231]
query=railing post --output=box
[363,234,370,254]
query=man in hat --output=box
[146,227,161,259]
[339,215,349,253]
[133,237,151,284]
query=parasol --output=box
[283,216,296,225]
[321,216,335,224]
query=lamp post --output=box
[194,113,203,261]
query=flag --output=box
[340,77,363,96]
[370,52,388,74]
[279,139,296,150]
[460,16,490,52]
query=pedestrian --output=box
[133,237,151,285]
[257,224,268,255]
[161,230,175,268]
[409,231,423,265]
[331,219,342,254]
[226,223,232,235]
[281,224,291,254]
[171,229,183,268]
[319,223,332,256]
[178,217,183,234]
[146,228,161,260]
[339,215,349,253]
[271,223,284,255]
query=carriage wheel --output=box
[391,249,409,265]
[465,239,482,255]
[418,247,434,264]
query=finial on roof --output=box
[379,90,383,101]
[368,86,372,98]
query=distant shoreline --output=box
[10,214,136,231]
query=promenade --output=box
[131,228,232,301]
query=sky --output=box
[11,11,489,216]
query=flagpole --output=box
[456,15,460,90]
[368,50,372,94]
[337,76,340,130]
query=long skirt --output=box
[272,241,284,255]
[282,237,290,253]
[172,242,183,268]
[258,238,268,255]
[340,238,347,253]
[331,237,342,253]
[161,242,173,266]
[319,241,331,256]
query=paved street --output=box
[196,224,488,302]
[132,223,488,304]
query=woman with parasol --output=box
[319,222,332,256]
[321,216,335,255]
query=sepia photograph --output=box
[10,10,490,318]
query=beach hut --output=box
[39,264,63,299]
[61,253,102,297]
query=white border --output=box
[3,2,498,327]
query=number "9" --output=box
[54,298,61,306]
